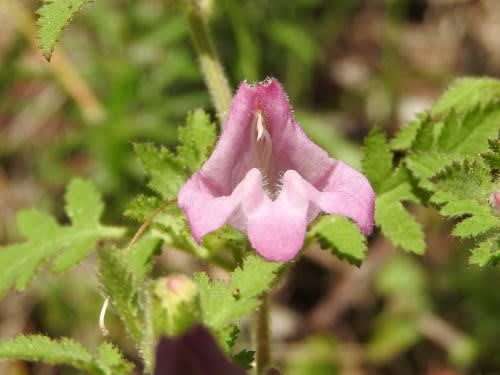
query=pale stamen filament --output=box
[252,111,272,174]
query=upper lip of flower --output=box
[178,78,375,262]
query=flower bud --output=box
[155,274,198,315]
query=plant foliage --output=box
[0,179,124,299]
[37,0,94,60]
[362,78,500,264]
[0,336,132,375]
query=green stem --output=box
[186,5,232,125]
[254,293,271,375]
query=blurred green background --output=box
[1,0,500,374]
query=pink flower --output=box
[178,79,375,261]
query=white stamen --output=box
[256,112,265,141]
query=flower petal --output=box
[246,171,310,261]
[246,165,375,261]
[313,161,375,235]
[178,168,268,242]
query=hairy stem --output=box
[186,4,232,125]
[254,293,271,375]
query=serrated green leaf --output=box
[196,273,258,332]
[95,343,134,375]
[375,188,425,254]
[134,143,186,200]
[176,109,216,173]
[362,129,393,192]
[469,239,500,267]
[432,77,500,116]
[125,235,162,282]
[405,151,455,180]
[311,216,367,266]
[195,255,281,333]
[0,179,124,299]
[37,0,94,60]
[230,255,282,298]
[390,120,421,151]
[0,335,131,375]
[125,194,162,222]
[452,214,498,238]
[430,159,494,205]
[411,117,437,152]
[437,103,500,155]
[0,335,96,372]
[153,207,210,260]
[98,248,143,342]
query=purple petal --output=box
[178,78,375,261]
[154,325,246,375]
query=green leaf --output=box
[124,235,162,282]
[469,239,500,267]
[375,185,425,254]
[390,120,421,151]
[176,109,216,173]
[95,343,134,375]
[153,206,210,260]
[406,104,500,182]
[195,256,281,333]
[0,336,132,375]
[432,77,500,117]
[452,214,498,238]
[37,0,94,60]
[125,194,162,222]
[230,255,283,299]
[405,150,454,181]
[310,216,367,266]
[133,108,215,202]
[430,159,494,205]
[98,248,143,341]
[362,129,393,192]
[134,143,185,201]
[0,179,124,299]
[437,103,500,155]
[429,160,499,239]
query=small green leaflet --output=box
[195,255,281,334]
[134,108,216,201]
[37,0,94,60]
[0,336,132,375]
[362,129,393,192]
[310,216,367,266]
[428,159,499,265]
[375,184,425,254]
[431,77,500,117]
[361,129,425,254]
[176,109,217,174]
[469,241,500,267]
[0,179,124,299]
[406,103,500,181]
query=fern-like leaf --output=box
[0,336,132,375]
[0,179,124,299]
